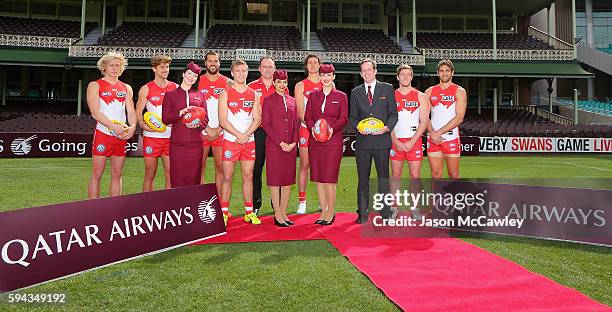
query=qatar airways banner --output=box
[432,180,611,246]
[479,137,612,153]
[0,184,225,293]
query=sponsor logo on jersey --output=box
[101,91,112,97]
[201,89,209,95]
[145,146,153,154]
[96,144,106,153]
[224,150,233,159]
[243,101,254,108]
[151,96,161,102]
[116,91,127,98]
[441,95,455,102]
[404,101,419,108]
[214,88,224,95]
[430,96,438,101]
[229,101,238,107]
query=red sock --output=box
[299,192,306,203]
[244,202,253,214]
[221,202,229,216]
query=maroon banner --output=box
[0,132,141,158]
[0,184,225,293]
[0,132,480,158]
[432,180,611,246]
[342,135,480,156]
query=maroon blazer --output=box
[305,89,348,147]
[262,92,299,147]
[162,87,206,144]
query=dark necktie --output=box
[367,85,373,106]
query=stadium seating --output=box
[98,22,192,47]
[0,16,96,38]
[318,28,402,53]
[409,32,553,50]
[461,108,612,137]
[203,24,302,50]
[557,98,612,116]
[597,44,612,54]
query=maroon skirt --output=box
[169,142,203,188]
[308,144,342,183]
[265,146,297,186]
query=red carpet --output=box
[194,213,610,311]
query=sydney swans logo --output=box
[11,135,38,155]
[198,195,218,224]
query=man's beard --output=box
[206,67,218,75]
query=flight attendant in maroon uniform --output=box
[162,62,208,187]
[305,64,348,225]
[261,70,299,227]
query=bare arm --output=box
[245,93,262,136]
[424,87,435,134]
[294,81,305,122]
[136,85,153,131]
[122,84,137,139]
[413,91,431,141]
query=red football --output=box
[313,118,332,143]
[181,106,207,128]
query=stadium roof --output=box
[422,61,594,78]
[387,0,556,17]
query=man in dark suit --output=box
[349,59,398,224]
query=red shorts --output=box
[222,140,256,162]
[143,136,170,157]
[427,137,461,157]
[92,129,127,157]
[390,137,423,161]
[202,135,223,148]
[298,124,309,148]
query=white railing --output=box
[528,26,574,50]
[68,45,427,66]
[421,48,575,60]
[0,34,77,49]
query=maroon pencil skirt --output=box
[265,146,297,186]
[309,144,342,183]
[169,142,203,188]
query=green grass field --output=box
[0,155,611,311]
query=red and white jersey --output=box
[198,74,229,128]
[429,83,460,141]
[394,89,421,139]
[223,86,256,143]
[144,80,178,138]
[300,78,323,126]
[95,79,128,136]
[301,78,323,106]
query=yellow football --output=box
[357,117,384,134]
[107,120,127,137]
[143,111,166,132]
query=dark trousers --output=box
[252,127,266,210]
[355,148,390,217]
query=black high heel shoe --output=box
[321,214,336,226]
[285,220,295,225]
[314,219,324,224]
[274,218,290,227]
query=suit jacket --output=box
[305,89,348,147]
[349,80,398,149]
[261,92,299,147]
[162,87,206,144]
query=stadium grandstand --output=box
[0,0,611,137]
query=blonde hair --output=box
[231,59,248,71]
[151,55,172,67]
[97,52,127,74]
[396,64,413,76]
